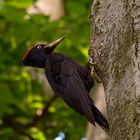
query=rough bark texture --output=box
[89,0,140,139]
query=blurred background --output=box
[0,0,92,139]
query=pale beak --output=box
[45,36,66,49]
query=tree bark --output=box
[89,0,140,139]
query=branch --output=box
[29,95,58,126]
[1,95,58,139]
[1,116,35,140]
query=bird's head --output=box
[22,36,65,68]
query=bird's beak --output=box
[45,36,66,49]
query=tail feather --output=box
[92,104,109,132]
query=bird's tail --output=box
[92,104,109,133]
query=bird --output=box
[22,36,109,132]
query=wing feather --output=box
[45,56,95,124]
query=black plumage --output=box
[22,37,109,132]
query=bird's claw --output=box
[88,59,102,83]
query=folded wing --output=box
[45,57,95,125]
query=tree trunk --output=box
[28,0,65,21]
[89,0,140,139]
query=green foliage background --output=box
[0,0,91,139]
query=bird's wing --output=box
[45,57,95,124]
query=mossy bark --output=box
[89,0,140,139]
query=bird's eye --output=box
[37,45,42,49]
